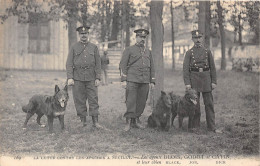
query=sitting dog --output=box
[147,91,172,131]
[170,89,198,130]
[22,85,69,133]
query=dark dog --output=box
[170,89,198,130]
[22,85,69,133]
[147,91,172,131]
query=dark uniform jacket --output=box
[183,45,217,92]
[119,44,156,84]
[66,41,101,81]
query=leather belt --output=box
[138,67,150,72]
[190,67,209,72]
[80,66,93,69]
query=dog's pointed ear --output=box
[63,85,68,92]
[45,96,52,103]
[161,91,166,95]
[55,85,60,93]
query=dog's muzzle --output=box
[59,100,66,107]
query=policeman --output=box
[119,28,156,131]
[66,25,103,129]
[183,30,221,133]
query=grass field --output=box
[0,69,259,159]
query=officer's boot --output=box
[92,116,104,129]
[126,117,130,124]
[134,118,145,129]
[136,117,142,124]
[124,118,133,131]
[80,116,87,127]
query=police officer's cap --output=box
[76,26,90,34]
[191,30,203,38]
[134,29,149,37]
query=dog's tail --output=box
[147,115,157,128]
[22,100,36,113]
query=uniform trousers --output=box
[124,82,149,118]
[193,91,215,130]
[72,80,99,118]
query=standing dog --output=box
[147,91,172,131]
[170,89,198,130]
[22,85,69,133]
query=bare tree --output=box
[150,1,164,102]
[170,1,175,70]
[217,1,226,70]
[198,1,211,48]
[109,1,120,47]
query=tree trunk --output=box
[255,18,260,44]
[238,14,242,45]
[101,1,106,42]
[105,0,112,41]
[81,1,88,26]
[170,1,175,71]
[125,2,130,47]
[109,1,120,48]
[68,17,77,49]
[198,1,211,48]
[234,28,237,43]
[150,1,164,103]
[217,1,226,70]
[123,1,130,47]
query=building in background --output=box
[0,0,68,70]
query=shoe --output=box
[214,129,223,134]
[124,118,132,131]
[92,116,104,129]
[134,118,145,129]
[80,117,87,127]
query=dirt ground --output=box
[0,69,259,159]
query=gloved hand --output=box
[95,79,100,86]
[67,79,74,86]
[150,83,155,89]
[212,83,217,90]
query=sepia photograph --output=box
[0,0,259,165]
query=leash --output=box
[150,87,155,112]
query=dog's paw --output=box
[40,124,46,128]
[49,132,55,136]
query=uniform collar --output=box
[80,41,89,44]
[193,44,202,48]
[135,43,145,48]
